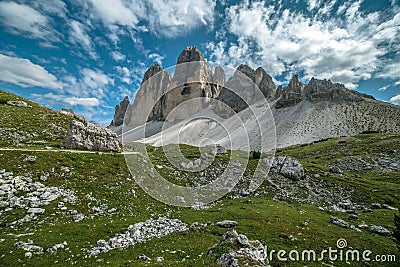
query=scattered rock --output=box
[6,101,32,108]
[89,217,187,255]
[350,225,362,232]
[15,240,43,253]
[0,170,77,225]
[369,225,391,236]
[382,204,396,210]
[27,208,45,214]
[136,254,152,262]
[370,203,381,209]
[329,216,349,228]
[23,156,37,162]
[329,166,342,174]
[216,220,238,228]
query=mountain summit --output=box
[111,46,400,149]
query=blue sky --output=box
[1,0,399,124]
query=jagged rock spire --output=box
[176,46,205,64]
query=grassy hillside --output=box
[0,90,77,148]
[0,133,399,266]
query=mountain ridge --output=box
[111,46,399,150]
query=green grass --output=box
[0,90,77,148]
[0,133,399,266]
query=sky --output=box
[0,0,399,125]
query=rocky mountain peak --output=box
[110,96,130,127]
[288,74,303,90]
[233,64,276,98]
[141,64,163,84]
[177,45,205,64]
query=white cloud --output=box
[111,51,126,61]
[378,62,400,80]
[68,20,97,59]
[64,96,100,106]
[306,0,323,11]
[378,85,390,91]
[146,0,216,37]
[84,0,215,41]
[148,53,164,65]
[19,0,67,17]
[0,1,58,41]
[81,68,113,89]
[207,0,400,88]
[390,94,400,105]
[89,0,140,27]
[32,93,100,107]
[0,54,63,89]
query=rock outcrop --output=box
[208,229,269,266]
[110,96,129,127]
[62,120,120,152]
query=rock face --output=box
[217,64,275,113]
[62,120,120,152]
[127,46,220,125]
[110,96,129,127]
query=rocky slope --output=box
[0,90,79,148]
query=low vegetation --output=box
[0,133,399,266]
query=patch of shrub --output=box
[252,151,261,160]
[0,97,8,104]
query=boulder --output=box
[264,156,305,180]
[329,216,349,228]
[62,120,121,152]
[216,220,238,228]
[369,225,391,236]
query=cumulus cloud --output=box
[390,94,400,105]
[111,51,126,61]
[148,53,164,65]
[68,20,97,59]
[85,0,215,40]
[0,54,63,89]
[19,0,67,18]
[31,93,100,107]
[81,68,113,89]
[146,0,216,37]
[0,1,58,41]
[207,0,400,88]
